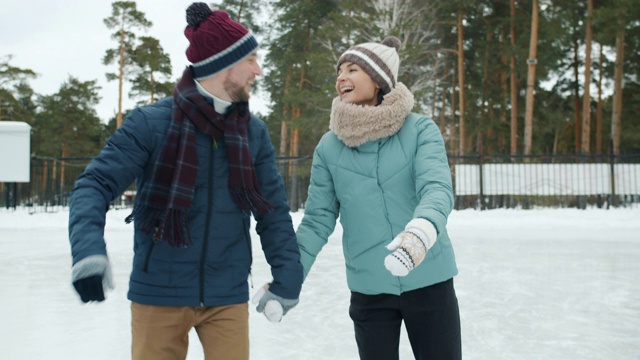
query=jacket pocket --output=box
[143,241,156,272]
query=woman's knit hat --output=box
[336,36,401,94]
[184,2,258,80]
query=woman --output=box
[296,36,461,359]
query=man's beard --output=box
[223,76,250,102]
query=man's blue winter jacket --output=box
[68,97,303,306]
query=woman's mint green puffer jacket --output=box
[296,106,458,295]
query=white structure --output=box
[455,163,640,196]
[0,121,31,182]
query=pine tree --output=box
[212,0,264,34]
[129,36,173,105]
[0,55,37,124]
[103,1,152,128]
[0,55,37,89]
[523,0,539,156]
[33,77,103,158]
[264,0,338,210]
[580,0,594,154]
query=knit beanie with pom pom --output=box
[336,36,401,95]
[184,2,258,80]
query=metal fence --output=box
[2,154,639,212]
[450,154,640,209]
[1,157,96,213]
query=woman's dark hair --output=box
[376,91,385,106]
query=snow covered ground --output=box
[0,207,639,359]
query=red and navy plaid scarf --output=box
[126,67,273,247]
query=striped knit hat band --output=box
[337,36,401,95]
[184,3,258,80]
[190,32,258,80]
[339,48,396,94]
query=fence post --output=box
[4,182,17,209]
[608,140,617,208]
[578,154,587,209]
[478,154,486,210]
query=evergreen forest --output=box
[1,0,639,161]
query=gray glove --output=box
[71,254,114,302]
[252,283,299,322]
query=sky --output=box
[0,0,271,123]
[0,206,639,359]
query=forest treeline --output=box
[1,0,639,162]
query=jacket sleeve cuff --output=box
[405,218,437,250]
[71,254,109,282]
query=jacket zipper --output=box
[199,139,216,306]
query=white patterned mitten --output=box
[384,218,437,276]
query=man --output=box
[68,3,303,359]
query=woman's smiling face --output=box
[335,62,380,107]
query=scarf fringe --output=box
[230,188,274,216]
[126,206,192,248]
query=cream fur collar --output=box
[329,83,415,148]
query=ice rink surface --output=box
[1,207,638,359]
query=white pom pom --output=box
[264,299,284,322]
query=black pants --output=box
[349,279,461,360]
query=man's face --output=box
[224,52,262,102]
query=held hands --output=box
[71,254,114,303]
[252,283,299,322]
[384,219,437,277]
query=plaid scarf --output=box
[126,67,273,247]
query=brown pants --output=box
[131,302,249,360]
